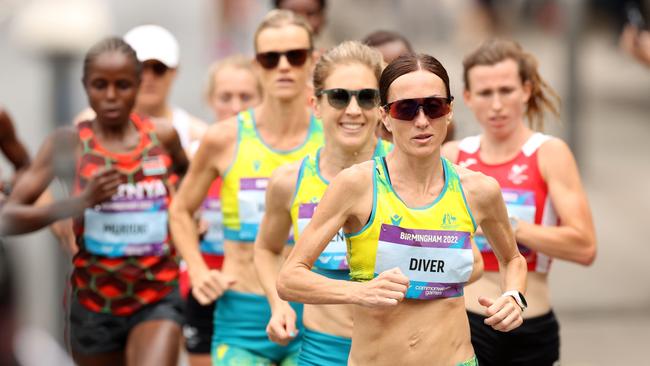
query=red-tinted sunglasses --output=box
[383,96,453,120]
[256,48,311,69]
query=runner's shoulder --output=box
[332,160,374,194]
[268,161,302,205]
[202,116,238,152]
[441,139,461,162]
[455,164,501,207]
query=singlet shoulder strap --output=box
[374,139,394,157]
[442,157,458,181]
[521,132,552,157]
[374,156,392,194]
[291,155,310,203]
[458,135,481,154]
[77,120,94,153]
[238,108,254,127]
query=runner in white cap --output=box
[123,24,207,151]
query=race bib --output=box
[297,203,348,270]
[475,189,536,254]
[83,203,168,257]
[238,178,268,241]
[200,197,224,255]
[374,224,472,300]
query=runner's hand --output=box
[266,301,299,346]
[479,295,523,332]
[81,167,122,206]
[190,268,236,305]
[356,267,409,307]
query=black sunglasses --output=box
[143,61,170,76]
[316,88,380,110]
[383,96,453,121]
[255,48,311,69]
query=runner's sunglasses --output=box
[316,88,380,110]
[143,61,170,76]
[383,96,453,120]
[256,48,311,69]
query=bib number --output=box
[476,189,536,253]
[297,203,348,270]
[200,198,224,255]
[374,224,472,300]
[83,206,168,257]
[238,178,268,241]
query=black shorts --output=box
[468,310,560,366]
[183,289,216,354]
[69,288,184,355]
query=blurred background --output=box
[0,0,648,365]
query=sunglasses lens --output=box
[256,52,280,69]
[144,62,169,76]
[326,89,351,109]
[422,97,449,119]
[388,97,450,120]
[285,49,309,67]
[153,62,169,76]
[357,89,379,109]
[389,99,419,120]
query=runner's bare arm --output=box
[467,238,484,285]
[278,162,409,307]
[169,119,237,304]
[254,162,301,345]
[254,163,300,309]
[0,129,121,235]
[517,138,596,265]
[462,169,527,331]
[154,120,189,178]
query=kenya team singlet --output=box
[72,115,178,315]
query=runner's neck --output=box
[480,123,533,163]
[319,137,378,181]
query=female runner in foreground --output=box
[277,53,527,365]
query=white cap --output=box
[124,25,179,67]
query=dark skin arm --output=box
[0,127,121,235]
[0,108,30,187]
[152,118,189,180]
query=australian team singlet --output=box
[346,157,476,300]
[221,109,324,243]
[290,140,393,275]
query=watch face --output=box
[518,291,528,307]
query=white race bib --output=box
[238,178,268,241]
[374,224,472,300]
[297,203,348,270]
[200,197,224,255]
[83,204,168,257]
[475,188,536,253]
